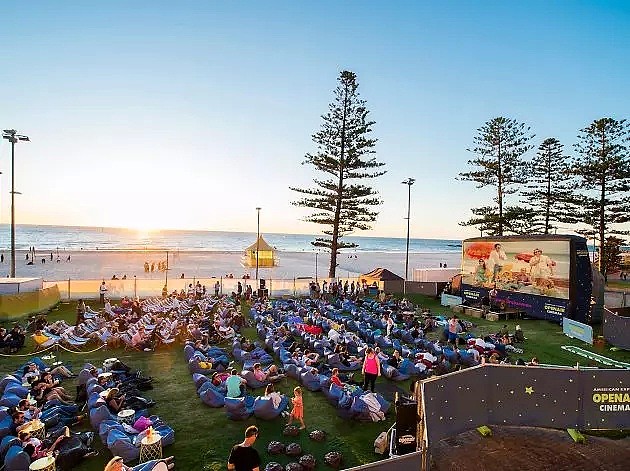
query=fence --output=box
[43,277,372,300]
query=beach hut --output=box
[361,268,404,293]
[242,235,277,268]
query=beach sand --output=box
[9,249,461,281]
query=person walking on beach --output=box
[362,347,380,393]
[99,281,108,305]
[214,280,220,297]
[227,425,261,471]
[287,386,306,430]
[0,253,3,263]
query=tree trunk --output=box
[329,83,349,278]
[598,128,606,275]
[497,132,503,236]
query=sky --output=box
[0,1,629,240]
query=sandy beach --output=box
[8,249,461,281]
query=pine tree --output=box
[459,117,534,235]
[521,138,577,234]
[291,71,386,278]
[573,118,630,275]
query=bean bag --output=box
[285,364,301,380]
[4,444,30,471]
[99,419,121,443]
[0,416,12,439]
[240,370,267,389]
[0,436,20,460]
[89,404,116,429]
[154,424,175,446]
[3,385,27,399]
[323,383,343,406]
[0,394,20,408]
[78,368,94,386]
[300,371,321,392]
[350,397,372,421]
[192,373,210,389]
[0,376,20,395]
[381,364,410,382]
[265,463,283,471]
[55,434,93,470]
[87,383,104,396]
[398,359,415,376]
[200,386,225,408]
[88,392,105,410]
[188,358,215,375]
[107,428,139,462]
[309,430,326,442]
[183,344,195,362]
[283,425,299,437]
[253,395,288,420]
[0,407,8,421]
[224,397,253,421]
[374,335,392,349]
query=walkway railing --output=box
[43,276,372,300]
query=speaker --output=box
[395,398,417,455]
[260,279,266,289]
[258,288,269,298]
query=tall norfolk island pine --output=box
[573,118,630,275]
[521,137,576,234]
[459,117,534,235]
[291,71,386,278]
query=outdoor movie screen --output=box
[461,239,570,300]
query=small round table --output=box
[117,409,135,425]
[140,432,163,463]
[29,455,56,471]
[24,419,46,441]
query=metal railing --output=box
[43,276,374,300]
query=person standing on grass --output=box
[362,347,380,393]
[99,281,108,305]
[227,425,261,471]
[287,386,306,430]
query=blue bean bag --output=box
[381,364,410,382]
[285,364,301,380]
[188,358,215,375]
[300,371,322,392]
[78,368,94,386]
[0,394,20,408]
[253,395,288,420]
[323,383,344,406]
[200,386,225,408]
[107,428,139,463]
[4,444,30,471]
[2,385,27,400]
[89,404,116,429]
[192,373,210,389]
[183,344,195,362]
[0,436,20,460]
[240,370,267,389]
[87,392,105,410]
[224,397,253,420]
[350,397,371,421]
[0,376,20,395]
[0,416,12,440]
[398,359,415,376]
[99,419,121,443]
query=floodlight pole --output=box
[255,207,261,282]
[315,251,319,282]
[2,129,29,278]
[402,178,415,296]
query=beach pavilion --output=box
[242,235,277,268]
[361,267,404,293]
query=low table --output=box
[23,419,46,440]
[117,409,135,425]
[29,455,56,471]
[140,432,163,463]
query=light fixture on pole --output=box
[2,129,29,278]
[255,207,261,282]
[315,250,319,282]
[401,178,415,296]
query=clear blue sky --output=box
[0,1,628,239]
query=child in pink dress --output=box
[287,386,305,429]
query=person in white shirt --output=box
[487,243,507,282]
[99,282,108,305]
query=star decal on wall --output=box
[525,386,534,395]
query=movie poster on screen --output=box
[461,239,570,300]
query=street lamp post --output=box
[2,130,29,278]
[255,207,261,283]
[315,250,319,282]
[401,178,415,296]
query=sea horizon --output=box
[0,224,463,254]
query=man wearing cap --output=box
[227,425,260,471]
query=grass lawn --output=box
[1,301,399,471]
[2,295,629,470]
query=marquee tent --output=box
[242,235,277,268]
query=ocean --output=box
[0,224,462,254]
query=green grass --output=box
[1,301,396,471]
[394,293,630,366]
[3,295,630,470]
